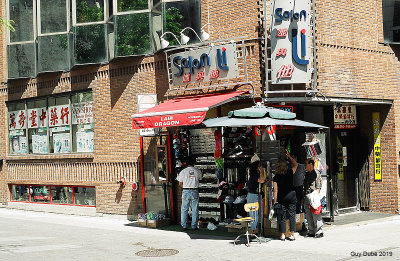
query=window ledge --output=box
[6,153,94,161]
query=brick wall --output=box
[316,0,400,213]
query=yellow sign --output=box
[372,112,381,181]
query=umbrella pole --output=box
[258,128,264,237]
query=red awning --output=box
[132,91,247,129]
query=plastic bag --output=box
[306,190,321,209]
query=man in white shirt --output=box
[176,157,202,230]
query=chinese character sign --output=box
[334,105,357,129]
[72,102,93,125]
[28,108,48,128]
[372,112,381,181]
[8,110,27,130]
[270,0,311,84]
[48,105,70,127]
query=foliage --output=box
[116,14,151,56]
[75,24,106,64]
[118,0,148,12]
[77,0,104,23]
[0,16,15,34]
[165,7,183,46]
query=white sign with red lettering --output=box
[72,102,93,125]
[28,108,47,128]
[334,105,357,129]
[270,0,311,84]
[8,110,27,130]
[48,105,70,127]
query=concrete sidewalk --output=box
[0,207,399,261]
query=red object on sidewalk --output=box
[132,91,247,129]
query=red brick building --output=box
[0,0,399,222]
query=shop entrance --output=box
[335,130,359,209]
[142,134,172,218]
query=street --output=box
[0,208,399,261]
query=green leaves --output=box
[0,16,15,33]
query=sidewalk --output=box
[0,207,399,261]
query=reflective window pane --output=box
[76,0,105,23]
[31,186,50,202]
[383,0,400,43]
[117,0,148,12]
[9,0,34,42]
[115,13,152,56]
[74,24,108,65]
[40,0,67,33]
[51,186,73,204]
[74,187,96,206]
[163,0,201,46]
[11,185,29,201]
[7,43,36,79]
[38,34,70,73]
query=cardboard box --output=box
[147,218,171,228]
[138,219,147,227]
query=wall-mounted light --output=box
[160,31,182,49]
[200,23,223,41]
[179,27,203,45]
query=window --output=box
[31,185,50,202]
[74,187,96,206]
[51,186,73,204]
[72,0,109,65]
[6,0,202,78]
[37,0,71,73]
[10,184,95,206]
[383,0,400,43]
[8,91,94,155]
[11,185,29,201]
[8,102,28,155]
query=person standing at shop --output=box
[285,150,305,213]
[273,159,296,241]
[304,158,324,238]
[176,157,202,230]
[246,154,265,233]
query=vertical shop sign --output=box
[270,0,311,84]
[334,105,357,129]
[372,112,381,181]
[48,105,70,127]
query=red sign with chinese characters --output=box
[8,110,26,130]
[334,105,357,129]
[48,105,71,127]
[28,108,47,128]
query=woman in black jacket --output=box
[273,159,297,241]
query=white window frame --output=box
[6,0,37,45]
[72,0,109,26]
[112,0,152,16]
[37,0,70,36]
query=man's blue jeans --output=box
[181,190,199,229]
[247,193,262,230]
